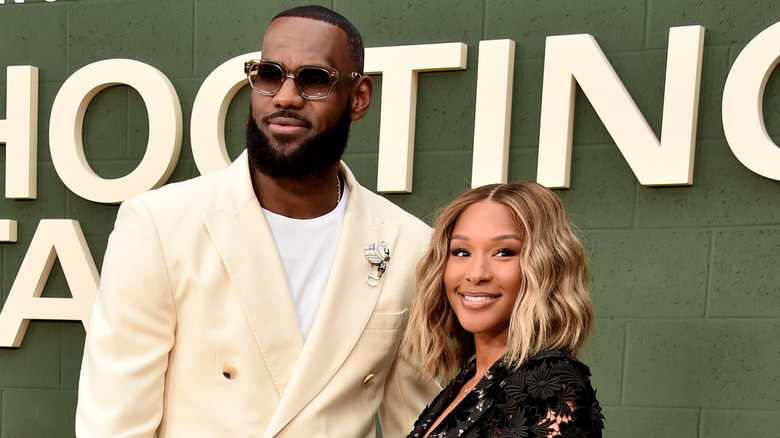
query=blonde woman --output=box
[405,182,604,438]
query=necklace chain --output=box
[336,174,342,206]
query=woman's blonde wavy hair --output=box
[403,182,593,381]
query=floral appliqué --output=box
[406,350,605,438]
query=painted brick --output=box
[224,84,253,160]
[765,63,780,137]
[0,164,68,240]
[37,82,62,163]
[0,81,59,164]
[508,58,544,149]
[345,150,474,222]
[623,319,780,409]
[0,3,67,84]
[486,0,646,59]
[1,388,76,437]
[342,0,484,47]
[81,86,130,164]
[193,0,326,76]
[580,318,625,406]
[39,256,69,299]
[0,322,61,389]
[170,77,210,162]
[67,1,194,77]
[708,228,780,317]
[584,230,710,317]
[636,139,780,227]
[506,145,539,183]
[414,69,478,153]
[700,409,780,437]
[646,0,780,48]
[346,74,381,154]
[65,195,120,238]
[695,46,729,140]
[555,145,638,229]
[603,406,700,438]
[61,323,86,391]
[125,87,152,162]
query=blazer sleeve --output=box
[377,341,441,435]
[76,196,176,438]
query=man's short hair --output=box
[273,5,365,73]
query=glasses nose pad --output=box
[275,72,301,98]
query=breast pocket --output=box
[364,309,408,331]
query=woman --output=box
[404,182,604,437]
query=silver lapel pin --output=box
[364,241,390,286]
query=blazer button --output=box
[222,365,237,380]
[362,374,375,385]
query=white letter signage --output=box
[365,43,468,193]
[537,26,705,188]
[0,220,99,347]
[49,58,182,204]
[0,66,38,199]
[722,21,780,181]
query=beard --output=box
[246,104,351,180]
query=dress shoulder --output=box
[495,350,605,437]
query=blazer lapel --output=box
[265,163,400,436]
[200,152,303,397]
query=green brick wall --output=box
[1,0,779,436]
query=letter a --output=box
[0,220,99,347]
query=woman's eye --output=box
[450,248,470,257]
[495,248,517,257]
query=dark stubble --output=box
[246,104,351,180]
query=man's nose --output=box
[272,75,305,108]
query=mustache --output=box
[262,110,312,127]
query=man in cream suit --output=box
[76,5,439,437]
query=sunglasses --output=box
[244,59,362,100]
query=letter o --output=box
[722,21,780,181]
[49,58,182,203]
[190,51,260,175]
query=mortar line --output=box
[192,0,197,76]
[702,231,715,318]
[696,407,702,437]
[633,182,639,229]
[482,0,488,41]
[620,320,629,404]
[643,0,649,48]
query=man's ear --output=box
[350,75,373,121]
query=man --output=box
[76,6,439,437]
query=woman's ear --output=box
[350,75,373,121]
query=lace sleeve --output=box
[493,352,605,438]
[535,388,587,437]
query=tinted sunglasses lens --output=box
[252,63,284,93]
[297,67,333,97]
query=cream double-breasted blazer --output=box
[76,151,439,437]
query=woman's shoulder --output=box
[504,350,597,396]
[496,349,604,436]
[516,349,593,378]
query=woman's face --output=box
[444,200,524,343]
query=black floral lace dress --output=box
[406,350,604,438]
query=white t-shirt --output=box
[262,184,350,342]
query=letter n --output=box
[537,26,705,188]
